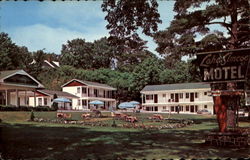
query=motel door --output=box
[175,93,179,102]
[154,94,158,103]
[190,93,194,102]
[190,105,194,112]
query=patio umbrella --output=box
[89,100,104,105]
[53,97,71,103]
[89,100,104,110]
[129,101,140,105]
[53,97,71,110]
[118,102,136,109]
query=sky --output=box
[0,1,176,56]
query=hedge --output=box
[0,105,57,112]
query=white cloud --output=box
[7,24,108,54]
[37,2,107,32]
[2,1,176,56]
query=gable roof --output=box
[0,70,44,88]
[61,79,116,90]
[43,60,60,68]
[141,82,210,92]
[37,89,79,98]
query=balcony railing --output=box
[86,93,115,99]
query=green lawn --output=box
[0,111,249,159]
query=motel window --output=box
[171,93,174,100]
[204,105,207,109]
[146,95,153,100]
[163,94,166,97]
[180,106,183,111]
[163,106,166,110]
[194,92,198,98]
[186,105,189,111]
[180,93,183,99]
[38,98,42,106]
[204,92,207,95]
[78,100,80,106]
[82,87,87,94]
[186,93,189,98]
[82,100,87,106]
[94,89,98,97]
[44,98,47,106]
[171,106,175,112]
[77,87,80,93]
[195,92,198,98]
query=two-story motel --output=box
[140,82,214,114]
[61,79,117,110]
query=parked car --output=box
[197,109,211,115]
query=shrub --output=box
[30,111,35,121]
[0,105,55,112]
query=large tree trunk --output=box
[214,96,227,132]
[229,0,239,49]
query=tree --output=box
[0,32,32,71]
[102,0,162,53]
[92,37,115,69]
[159,60,196,84]
[154,0,250,57]
[132,57,164,96]
[60,38,94,69]
[115,50,156,71]
[28,50,47,78]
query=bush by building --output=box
[0,105,57,112]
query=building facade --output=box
[0,70,44,107]
[141,83,214,114]
[61,79,117,110]
[29,89,79,110]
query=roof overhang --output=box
[61,79,116,90]
[0,70,44,88]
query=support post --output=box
[5,89,8,106]
[16,89,19,107]
[34,90,36,107]
[25,90,27,106]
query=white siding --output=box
[142,88,214,114]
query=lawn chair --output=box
[92,109,102,118]
[81,113,91,119]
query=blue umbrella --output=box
[53,97,71,110]
[89,100,104,105]
[118,102,136,109]
[129,101,140,105]
[53,97,71,103]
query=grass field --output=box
[0,111,249,159]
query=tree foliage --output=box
[60,38,94,69]
[159,60,198,84]
[0,32,32,71]
[154,0,250,57]
[102,0,162,52]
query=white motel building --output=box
[61,79,117,110]
[140,82,214,114]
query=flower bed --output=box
[30,117,194,130]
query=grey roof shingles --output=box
[0,70,22,80]
[37,89,79,98]
[141,82,210,92]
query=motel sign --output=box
[197,48,250,82]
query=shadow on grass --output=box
[0,123,249,159]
